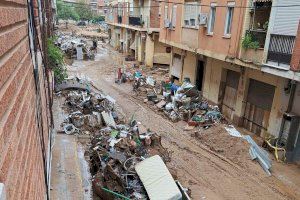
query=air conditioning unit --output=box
[198,13,208,26]
[164,19,171,28]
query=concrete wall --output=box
[145,34,155,67]
[153,35,171,65]
[160,0,246,59]
[292,83,300,115]
[0,0,52,199]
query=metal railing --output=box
[117,15,122,24]
[267,34,296,65]
[129,16,142,26]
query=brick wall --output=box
[150,1,160,28]
[291,21,300,72]
[0,0,52,199]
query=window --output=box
[171,5,177,28]
[224,2,235,36]
[207,3,216,34]
[183,2,200,28]
[164,5,168,20]
[129,2,133,15]
[118,4,123,16]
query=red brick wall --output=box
[0,0,52,199]
[291,21,300,72]
[150,1,160,28]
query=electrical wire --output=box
[57,1,300,9]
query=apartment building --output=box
[98,0,106,15]
[106,0,171,67]
[160,0,300,161]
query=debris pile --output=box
[55,31,97,60]
[57,77,190,199]
[131,73,224,128]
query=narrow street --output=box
[49,27,300,199]
[1,1,300,199]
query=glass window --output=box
[224,4,234,35]
[183,2,200,28]
[207,4,216,34]
[172,5,177,28]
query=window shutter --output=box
[164,5,168,20]
[130,2,133,14]
[172,5,177,28]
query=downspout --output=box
[278,81,297,142]
[27,0,50,199]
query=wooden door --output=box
[222,70,240,120]
[243,79,275,136]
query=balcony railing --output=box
[129,16,142,26]
[248,29,267,48]
[117,15,122,24]
[267,34,296,66]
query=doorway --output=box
[243,79,275,136]
[221,70,240,120]
[196,60,205,91]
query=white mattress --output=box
[135,155,182,200]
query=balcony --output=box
[117,15,122,24]
[129,16,142,26]
[240,31,265,64]
[248,29,267,48]
[267,34,296,66]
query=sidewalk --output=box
[50,97,91,200]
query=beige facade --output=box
[106,0,170,67]
[159,0,300,141]
[202,57,292,138]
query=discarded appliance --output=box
[135,155,182,200]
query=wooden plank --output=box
[222,86,237,119]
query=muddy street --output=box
[59,42,300,200]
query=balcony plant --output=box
[242,32,260,50]
[263,21,269,31]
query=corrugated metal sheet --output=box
[272,0,300,36]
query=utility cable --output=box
[57,1,300,9]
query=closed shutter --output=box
[171,54,182,78]
[247,79,275,111]
[272,0,300,36]
[226,70,240,89]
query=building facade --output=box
[0,0,54,198]
[106,0,171,67]
[159,0,300,161]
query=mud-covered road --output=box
[64,40,300,200]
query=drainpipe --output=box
[278,80,297,142]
